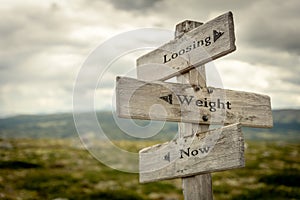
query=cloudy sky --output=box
[1,0,300,117]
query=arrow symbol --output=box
[159,94,172,104]
[163,152,170,162]
[213,30,224,42]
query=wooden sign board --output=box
[139,123,244,183]
[116,77,273,128]
[137,12,236,81]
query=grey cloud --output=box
[0,2,91,90]
[188,0,254,11]
[107,0,162,11]
[231,45,299,68]
[0,4,88,55]
[229,46,300,89]
[1,0,300,116]
[237,0,300,54]
[242,19,300,55]
[281,71,300,86]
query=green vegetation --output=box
[212,141,300,199]
[0,139,299,200]
[0,110,299,199]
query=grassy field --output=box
[0,138,299,200]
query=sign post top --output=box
[137,11,236,81]
[175,20,203,39]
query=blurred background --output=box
[0,0,299,199]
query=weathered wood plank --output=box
[139,123,244,183]
[116,76,273,128]
[136,12,236,81]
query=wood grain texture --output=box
[139,123,245,183]
[116,76,273,128]
[178,68,213,200]
[136,12,236,81]
[182,174,213,200]
[176,21,213,200]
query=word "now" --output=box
[180,146,210,159]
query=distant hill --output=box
[0,110,299,141]
[243,109,300,141]
[0,112,178,141]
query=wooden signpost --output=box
[115,11,273,199]
[116,77,273,128]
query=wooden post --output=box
[175,20,213,200]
